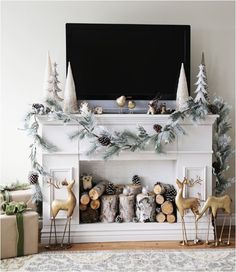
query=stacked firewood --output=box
[79,175,177,224]
[153,182,177,223]
[79,176,104,223]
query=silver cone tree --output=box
[63,62,78,113]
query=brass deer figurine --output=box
[175,178,200,245]
[196,194,232,246]
[47,179,76,248]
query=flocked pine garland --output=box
[23,96,234,195]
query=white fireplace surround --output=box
[39,114,217,243]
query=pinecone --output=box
[28,171,39,184]
[165,185,177,202]
[132,175,141,185]
[132,217,139,223]
[32,103,44,110]
[212,161,221,174]
[153,124,162,133]
[106,182,116,195]
[98,136,111,146]
[208,104,218,114]
[115,215,123,223]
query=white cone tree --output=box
[194,57,208,105]
[43,52,53,100]
[48,62,64,102]
[63,62,78,113]
[176,63,189,110]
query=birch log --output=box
[156,212,166,223]
[80,192,90,205]
[167,214,176,223]
[119,194,135,222]
[136,193,156,222]
[161,201,174,215]
[155,194,165,205]
[126,184,142,196]
[79,204,87,211]
[90,199,100,210]
[100,195,118,223]
[89,181,108,200]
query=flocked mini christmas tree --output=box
[194,53,209,105]
[47,62,64,102]
[200,52,210,102]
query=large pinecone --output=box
[106,182,116,195]
[115,215,123,223]
[98,136,111,146]
[132,175,141,185]
[153,124,162,133]
[208,104,218,114]
[165,185,177,202]
[28,171,39,184]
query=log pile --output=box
[79,176,177,224]
[154,182,177,223]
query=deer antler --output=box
[186,176,203,187]
[47,179,62,189]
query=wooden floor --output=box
[40,227,235,252]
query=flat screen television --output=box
[66,23,190,100]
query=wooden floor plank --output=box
[39,227,235,252]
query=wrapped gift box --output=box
[0,188,36,211]
[0,211,38,259]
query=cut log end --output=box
[155,194,165,205]
[90,199,101,210]
[80,192,90,205]
[161,201,174,215]
[156,212,166,223]
[167,214,176,223]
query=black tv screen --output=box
[66,23,190,100]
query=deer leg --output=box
[48,218,53,246]
[68,217,71,245]
[53,217,58,245]
[219,214,226,243]
[227,214,232,245]
[61,218,69,247]
[213,216,218,246]
[194,217,199,244]
[181,217,188,245]
[205,212,211,245]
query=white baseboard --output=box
[216,213,235,226]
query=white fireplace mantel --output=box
[39,114,217,243]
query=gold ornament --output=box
[116,95,126,113]
[128,100,136,113]
[46,179,77,248]
[197,194,232,246]
[175,178,200,245]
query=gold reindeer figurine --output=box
[47,179,76,248]
[196,194,232,246]
[175,178,200,245]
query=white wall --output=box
[1,1,235,209]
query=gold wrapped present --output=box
[0,211,38,259]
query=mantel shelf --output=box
[38,114,218,126]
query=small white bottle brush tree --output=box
[48,62,64,102]
[194,54,209,105]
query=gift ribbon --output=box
[1,190,11,203]
[4,202,27,257]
